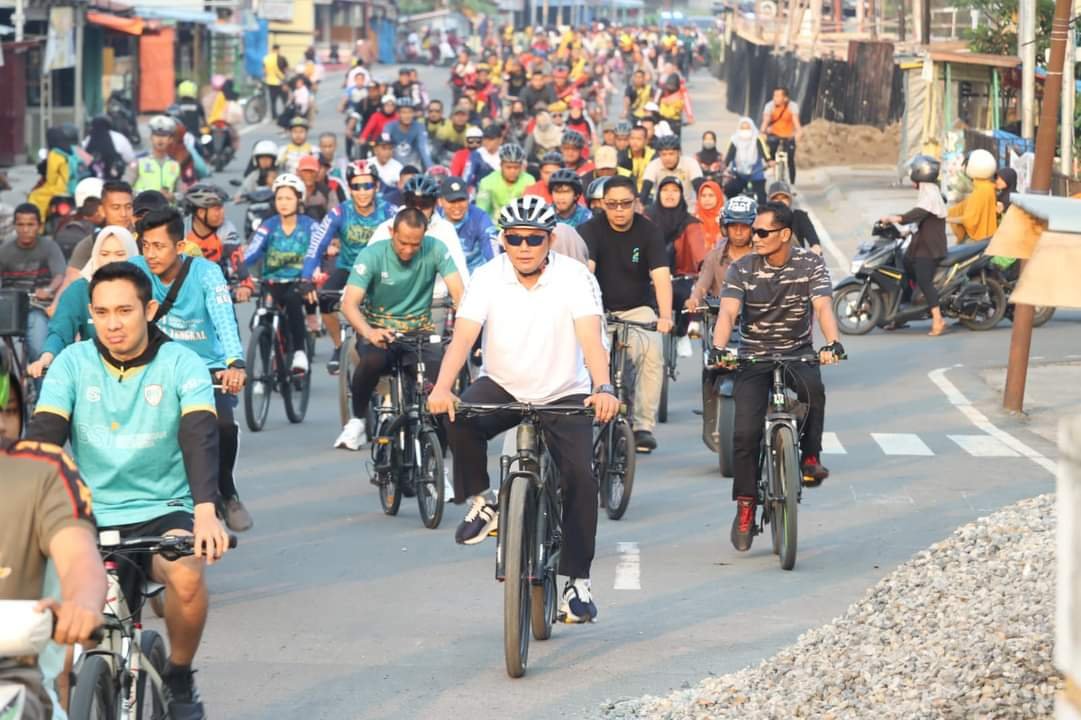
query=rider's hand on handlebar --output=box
[36,597,103,646]
[234,285,253,303]
[710,346,738,369]
[364,327,396,349]
[192,503,231,565]
[683,296,700,313]
[585,390,620,423]
[427,386,459,422]
[214,367,247,394]
[656,317,674,335]
[818,340,846,366]
[298,279,317,305]
[28,353,53,378]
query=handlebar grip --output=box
[88,626,105,643]
[228,534,239,550]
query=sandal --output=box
[928,324,949,337]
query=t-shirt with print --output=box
[0,238,66,291]
[347,236,458,332]
[579,213,667,312]
[35,338,216,526]
[721,246,831,356]
[641,156,703,211]
[244,215,318,282]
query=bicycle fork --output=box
[495,423,540,582]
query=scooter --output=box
[200,122,235,172]
[106,90,141,147]
[833,222,1008,335]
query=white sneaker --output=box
[560,578,598,623]
[687,320,702,339]
[443,467,455,503]
[334,418,366,451]
[291,350,309,374]
[677,335,693,358]
[252,380,266,397]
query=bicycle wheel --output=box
[135,629,167,719]
[771,425,800,571]
[531,459,558,641]
[283,345,311,423]
[244,94,266,124]
[658,337,671,424]
[593,426,610,508]
[243,325,272,432]
[375,417,402,516]
[416,429,445,529]
[338,337,356,426]
[68,655,116,720]
[503,477,532,678]
[604,419,637,521]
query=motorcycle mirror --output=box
[229,178,242,187]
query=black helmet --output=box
[909,155,941,184]
[403,174,440,198]
[655,133,682,151]
[184,183,228,210]
[498,143,527,163]
[548,168,583,195]
[560,130,586,149]
[539,150,563,167]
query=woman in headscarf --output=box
[84,116,125,180]
[723,117,770,204]
[524,109,564,165]
[995,166,1018,216]
[27,127,74,219]
[696,130,723,181]
[880,156,949,336]
[27,226,140,377]
[647,175,706,355]
[694,179,725,251]
[947,148,998,244]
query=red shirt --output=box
[522,180,552,203]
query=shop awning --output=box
[207,22,244,36]
[134,6,217,24]
[87,11,146,35]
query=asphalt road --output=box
[156,63,1076,719]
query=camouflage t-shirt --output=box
[721,246,831,355]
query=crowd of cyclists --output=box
[0,19,848,720]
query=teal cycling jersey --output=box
[130,255,244,370]
[303,197,391,278]
[35,337,216,526]
[244,215,318,282]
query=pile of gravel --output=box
[598,494,1061,719]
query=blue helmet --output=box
[722,195,757,226]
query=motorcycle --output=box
[106,90,141,147]
[832,222,1008,335]
[235,186,275,242]
[199,122,235,172]
[995,258,1056,328]
[43,194,76,239]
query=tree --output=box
[956,0,1056,56]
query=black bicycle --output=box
[688,298,737,477]
[596,314,649,520]
[0,290,47,427]
[454,401,593,679]
[369,331,447,528]
[243,282,314,431]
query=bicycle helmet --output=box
[655,133,682,151]
[272,173,307,202]
[402,174,440,198]
[498,143,527,163]
[498,195,558,232]
[614,121,633,136]
[722,195,758,226]
[396,97,414,109]
[289,116,309,129]
[909,155,941,184]
[253,140,279,161]
[561,130,586,149]
[586,176,609,201]
[965,148,997,180]
[427,164,450,178]
[345,159,378,183]
[185,183,228,209]
[148,115,177,136]
[539,150,564,168]
[177,80,198,98]
[548,168,584,195]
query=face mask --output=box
[738,129,753,140]
[702,141,716,150]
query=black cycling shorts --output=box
[99,510,194,617]
[319,267,352,314]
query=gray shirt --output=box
[0,238,66,291]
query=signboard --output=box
[44,7,75,73]
[260,0,295,22]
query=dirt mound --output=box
[798,119,901,168]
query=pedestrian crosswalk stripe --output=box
[871,433,934,456]
[821,432,847,455]
[948,434,1021,458]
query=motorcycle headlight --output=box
[850,259,865,275]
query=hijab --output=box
[85,117,119,165]
[532,111,562,149]
[647,176,699,248]
[915,181,947,219]
[81,226,139,280]
[697,134,720,168]
[694,180,725,251]
[730,117,760,175]
[996,167,1018,213]
[949,178,998,244]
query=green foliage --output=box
[956,0,1055,57]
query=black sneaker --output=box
[455,494,498,545]
[327,346,342,375]
[634,430,657,454]
[559,578,598,623]
[161,665,206,720]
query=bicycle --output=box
[0,289,47,426]
[69,532,237,719]
[241,81,268,125]
[453,401,594,679]
[243,282,314,431]
[368,331,447,528]
[687,298,737,477]
[596,314,649,521]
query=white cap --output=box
[644,101,660,112]
[654,121,674,138]
[75,177,104,209]
[465,126,483,139]
[381,94,397,105]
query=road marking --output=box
[613,542,641,590]
[849,485,915,505]
[821,431,847,454]
[928,366,1056,474]
[803,205,849,274]
[948,433,1021,458]
[871,432,934,456]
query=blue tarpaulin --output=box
[244,19,268,80]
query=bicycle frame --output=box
[494,421,560,584]
[372,334,442,483]
[757,362,802,510]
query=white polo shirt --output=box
[457,252,604,404]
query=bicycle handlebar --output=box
[451,401,596,417]
[605,314,658,331]
[98,533,238,562]
[738,353,822,367]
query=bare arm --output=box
[341,284,374,339]
[711,296,742,349]
[428,317,483,422]
[46,525,107,645]
[812,294,840,346]
[650,266,673,332]
[443,272,465,308]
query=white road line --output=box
[871,432,934,456]
[803,205,849,274]
[849,485,915,505]
[928,366,1056,475]
[613,541,641,590]
[821,431,847,454]
[948,434,1021,458]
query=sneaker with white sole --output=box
[443,467,455,503]
[559,578,598,623]
[291,350,309,374]
[455,492,497,545]
[676,335,693,358]
[334,418,366,450]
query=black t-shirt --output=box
[580,214,667,311]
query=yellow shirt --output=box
[263,53,284,86]
[630,148,655,190]
[208,91,228,124]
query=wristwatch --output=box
[594,384,616,396]
[227,359,246,370]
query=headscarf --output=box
[948,178,998,243]
[996,167,1018,213]
[646,176,699,248]
[85,117,120,167]
[915,181,947,219]
[694,179,725,251]
[82,226,139,280]
[45,126,67,153]
[531,111,562,150]
[697,133,720,168]
[730,117,760,175]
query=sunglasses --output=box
[752,227,786,238]
[351,182,376,191]
[604,199,635,210]
[504,233,547,247]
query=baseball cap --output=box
[297,155,320,173]
[376,132,393,146]
[594,146,618,170]
[465,126,483,139]
[441,177,469,202]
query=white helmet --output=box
[148,114,177,136]
[253,140,279,160]
[965,148,997,180]
[74,177,104,209]
[272,173,307,202]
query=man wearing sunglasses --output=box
[710,201,844,553]
[579,174,673,454]
[428,196,619,624]
[301,160,392,386]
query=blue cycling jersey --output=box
[303,197,391,278]
[244,215,318,282]
[557,204,594,229]
[442,205,498,273]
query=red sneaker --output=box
[801,455,830,487]
[730,496,756,552]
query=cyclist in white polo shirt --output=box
[428,196,619,623]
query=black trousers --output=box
[731,357,825,500]
[213,387,240,500]
[352,335,442,419]
[672,275,695,336]
[447,377,597,579]
[904,256,941,309]
[724,175,767,205]
[766,135,797,184]
[266,83,287,119]
[266,282,306,356]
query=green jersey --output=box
[475,170,536,218]
[348,236,457,332]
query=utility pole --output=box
[1003,0,1075,413]
[898,0,905,41]
[1021,0,1037,139]
[74,2,85,131]
[1061,0,1077,175]
[13,0,24,41]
